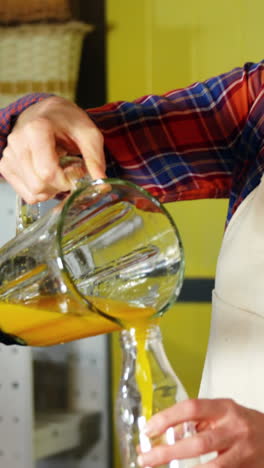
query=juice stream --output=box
[133,323,153,421]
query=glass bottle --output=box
[116,324,202,468]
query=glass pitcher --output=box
[0,166,184,347]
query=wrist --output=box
[0,93,53,157]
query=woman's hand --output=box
[0,96,106,203]
[137,398,264,467]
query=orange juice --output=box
[134,325,154,421]
[0,295,155,346]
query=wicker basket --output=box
[0,22,93,107]
[0,0,72,24]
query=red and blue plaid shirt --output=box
[1,61,264,224]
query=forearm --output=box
[1,61,263,211]
[88,61,264,204]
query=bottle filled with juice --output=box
[116,324,203,468]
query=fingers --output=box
[27,118,71,192]
[195,445,242,468]
[144,399,226,438]
[0,147,48,203]
[138,425,230,467]
[137,400,264,468]
[0,167,48,205]
[1,127,70,204]
[0,96,107,202]
[72,120,106,180]
[34,96,107,179]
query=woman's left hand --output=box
[137,398,264,467]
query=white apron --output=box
[199,175,264,411]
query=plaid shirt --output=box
[1,61,264,224]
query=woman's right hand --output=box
[0,96,106,203]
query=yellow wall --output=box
[107,1,264,465]
[107,0,264,101]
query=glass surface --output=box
[116,324,202,468]
[0,177,184,347]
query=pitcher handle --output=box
[15,155,88,233]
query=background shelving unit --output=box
[0,0,112,465]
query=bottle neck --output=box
[120,323,162,350]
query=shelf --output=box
[34,410,101,460]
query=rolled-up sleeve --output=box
[88,61,264,216]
